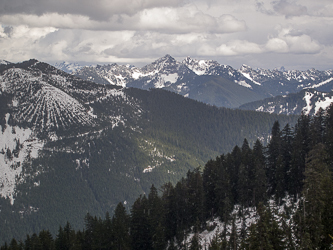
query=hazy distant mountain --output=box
[52,61,85,73]
[70,55,333,109]
[0,60,11,65]
[239,88,333,116]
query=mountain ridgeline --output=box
[239,88,333,115]
[0,59,300,244]
[70,55,333,111]
[3,101,333,249]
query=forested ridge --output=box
[3,104,333,249]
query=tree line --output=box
[2,105,333,249]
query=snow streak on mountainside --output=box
[239,89,333,116]
[69,55,333,110]
[0,114,43,204]
[1,68,94,131]
[0,60,143,204]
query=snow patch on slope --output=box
[302,91,314,115]
[239,72,261,86]
[314,95,333,114]
[0,114,44,205]
[187,196,297,249]
[161,73,178,84]
[235,80,252,89]
[309,77,333,89]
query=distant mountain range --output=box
[53,55,333,111]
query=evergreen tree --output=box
[55,222,76,250]
[230,146,242,204]
[203,159,219,219]
[186,168,204,228]
[289,114,311,196]
[228,215,238,250]
[215,156,232,222]
[252,140,267,206]
[245,203,285,250]
[29,234,42,250]
[173,178,189,244]
[112,203,130,250]
[294,143,331,249]
[130,195,152,250]
[240,139,253,207]
[147,185,167,250]
[0,242,8,250]
[208,231,222,250]
[320,171,333,249]
[102,212,113,250]
[189,233,201,250]
[274,155,285,203]
[8,239,20,250]
[324,104,333,168]
[266,121,281,196]
[310,107,325,147]
[237,163,249,208]
[161,182,177,241]
[279,124,293,198]
[38,230,54,250]
[82,214,102,250]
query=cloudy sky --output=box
[0,0,332,70]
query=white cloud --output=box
[266,27,322,54]
[198,40,263,56]
[137,7,246,33]
[265,38,289,52]
[0,0,186,21]
[0,0,331,70]
[0,5,246,35]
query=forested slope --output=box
[0,60,299,245]
[2,104,333,249]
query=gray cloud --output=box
[0,9,246,34]
[0,0,187,21]
[0,0,331,71]
[3,26,13,37]
[255,1,275,15]
[272,0,308,18]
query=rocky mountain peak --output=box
[239,64,253,72]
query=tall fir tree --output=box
[266,121,281,196]
[252,140,267,207]
[186,168,205,228]
[130,195,152,250]
[289,114,311,196]
[112,202,130,250]
[294,143,331,249]
[147,185,167,250]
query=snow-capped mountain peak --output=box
[0,60,11,65]
[52,61,85,73]
[240,64,252,71]
[141,54,180,74]
[182,56,220,76]
[65,55,333,110]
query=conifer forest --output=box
[2,105,333,249]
